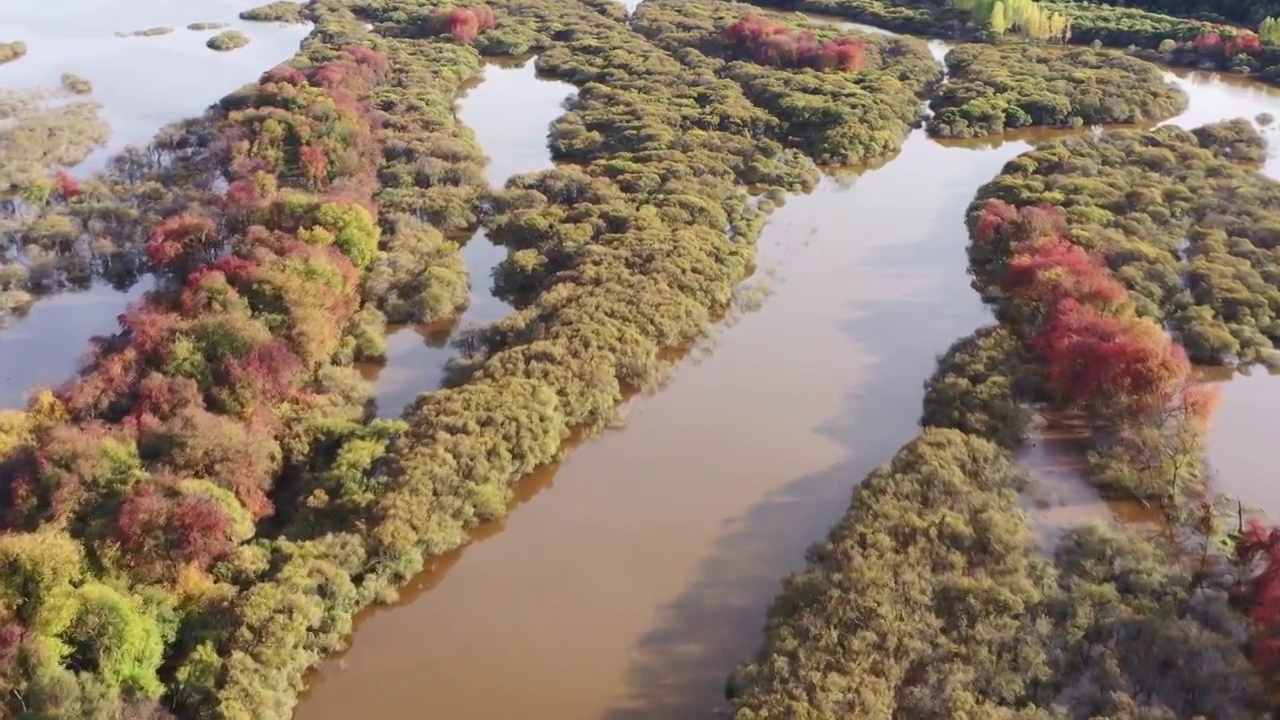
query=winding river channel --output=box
[5,7,1280,719]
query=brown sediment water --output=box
[1017,411,1163,552]
[1205,366,1280,517]
[289,30,1280,720]
[357,58,575,417]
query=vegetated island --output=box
[0,0,958,713]
[187,22,229,31]
[929,43,1188,136]
[207,30,250,52]
[238,1,306,23]
[970,120,1278,364]
[115,27,174,38]
[0,41,26,66]
[59,72,93,96]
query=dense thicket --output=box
[921,324,1032,446]
[1060,0,1280,27]
[929,43,1186,136]
[240,1,307,23]
[727,430,1265,718]
[969,122,1280,365]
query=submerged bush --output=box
[58,72,92,95]
[116,27,174,38]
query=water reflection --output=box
[359,58,576,417]
[0,279,151,409]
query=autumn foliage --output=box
[430,5,497,44]
[724,14,867,72]
[974,199,1211,425]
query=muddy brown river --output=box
[4,12,1280,720]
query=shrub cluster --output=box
[428,5,497,44]
[727,429,1266,718]
[929,43,1186,136]
[0,41,25,65]
[971,199,1217,501]
[970,122,1279,365]
[630,0,942,164]
[207,30,251,52]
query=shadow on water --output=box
[590,133,1012,718]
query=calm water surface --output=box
[358,59,575,417]
[0,0,309,170]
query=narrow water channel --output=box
[358,58,575,417]
[292,27,1280,720]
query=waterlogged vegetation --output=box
[240,1,308,23]
[0,85,112,322]
[59,72,93,96]
[208,30,252,51]
[0,0,952,714]
[116,27,176,38]
[187,22,230,32]
[929,43,1187,135]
